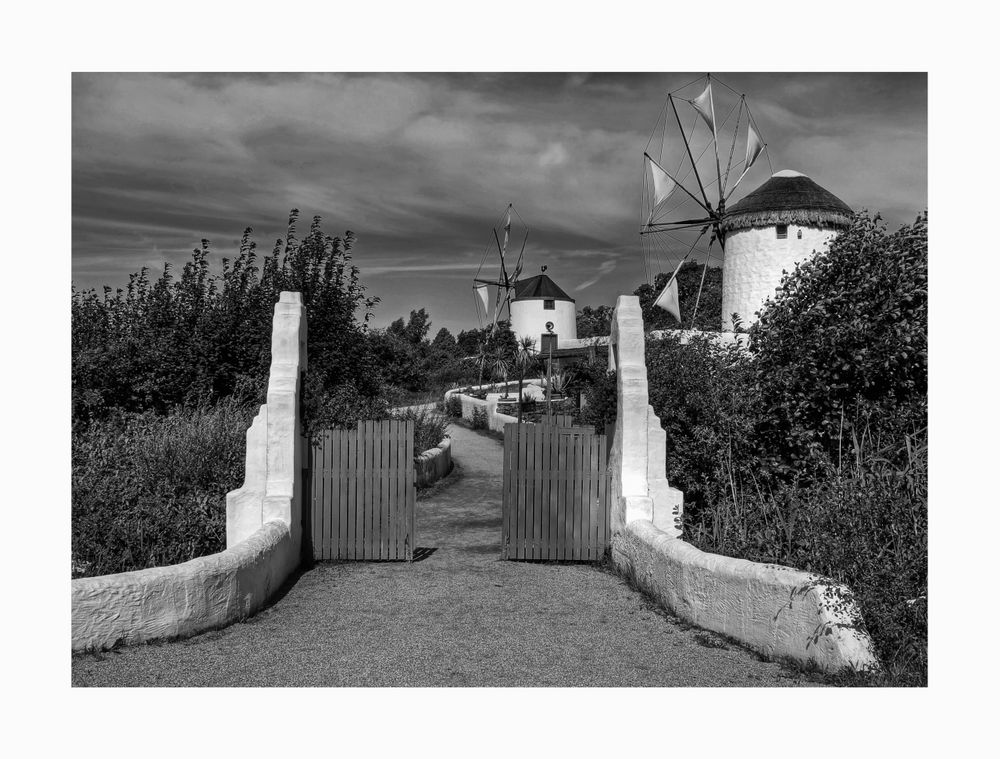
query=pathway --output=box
[72,423,819,687]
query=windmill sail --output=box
[653,259,684,322]
[644,153,679,226]
[640,75,770,327]
[691,82,716,136]
[475,284,490,318]
[472,204,529,334]
[745,123,764,171]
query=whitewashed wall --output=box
[510,298,577,348]
[722,225,838,331]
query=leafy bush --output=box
[72,401,254,577]
[392,407,450,454]
[444,394,464,418]
[749,211,927,475]
[471,406,488,430]
[645,334,759,515]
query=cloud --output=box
[576,260,617,291]
[72,73,927,336]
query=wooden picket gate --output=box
[501,418,611,562]
[309,419,415,561]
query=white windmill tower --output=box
[719,170,853,330]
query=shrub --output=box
[444,394,463,418]
[645,334,759,517]
[392,407,450,454]
[471,406,488,430]
[749,211,927,475]
[72,400,254,578]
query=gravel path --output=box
[72,423,820,687]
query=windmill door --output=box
[501,418,610,561]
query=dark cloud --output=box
[72,72,926,333]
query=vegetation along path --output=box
[72,423,822,687]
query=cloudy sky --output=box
[72,72,926,335]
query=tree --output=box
[432,327,457,353]
[576,304,614,338]
[71,210,382,426]
[633,264,723,332]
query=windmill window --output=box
[776,225,788,239]
[543,299,555,310]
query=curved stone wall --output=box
[415,437,453,487]
[72,521,296,652]
[611,520,879,672]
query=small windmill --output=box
[472,203,529,334]
[640,73,772,326]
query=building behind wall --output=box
[509,273,577,351]
[720,169,853,331]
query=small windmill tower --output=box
[509,271,577,350]
[719,170,853,331]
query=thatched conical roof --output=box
[721,170,853,233]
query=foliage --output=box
[646,333,759,515]
[392,407,450,454]
[471,406,488,430]
[633,264,723,332]
[72,401,254,578]
[72,210,383,426]
[748,211,928,475]
[576,304,614,338]
[639,212,928,684]
[576,361,616,432]
[444,394,464,418]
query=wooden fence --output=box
[309,419,415,561]
[501,420,610,561]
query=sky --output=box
[72,72,927,336]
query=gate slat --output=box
[367,420,377,560]
[320,432,329,560]
[405,419,415,561]
[378,421,388,560]
[330,430,339,561]
[501,424,510,560]
[339,428,349,560]
[573,432,584,560]
[554,433,570,561]
[399,419,408,560]
[521,425,531,559]
[387,419,395,560]
[598,434,608,559]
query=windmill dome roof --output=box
[721,170,853,233]
[513,274,574,302]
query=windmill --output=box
[641,73,772,327]
[472,203,529,334]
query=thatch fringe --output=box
[721,208,854,233]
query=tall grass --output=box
[72,400,255,578]
[688,425,927,685]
